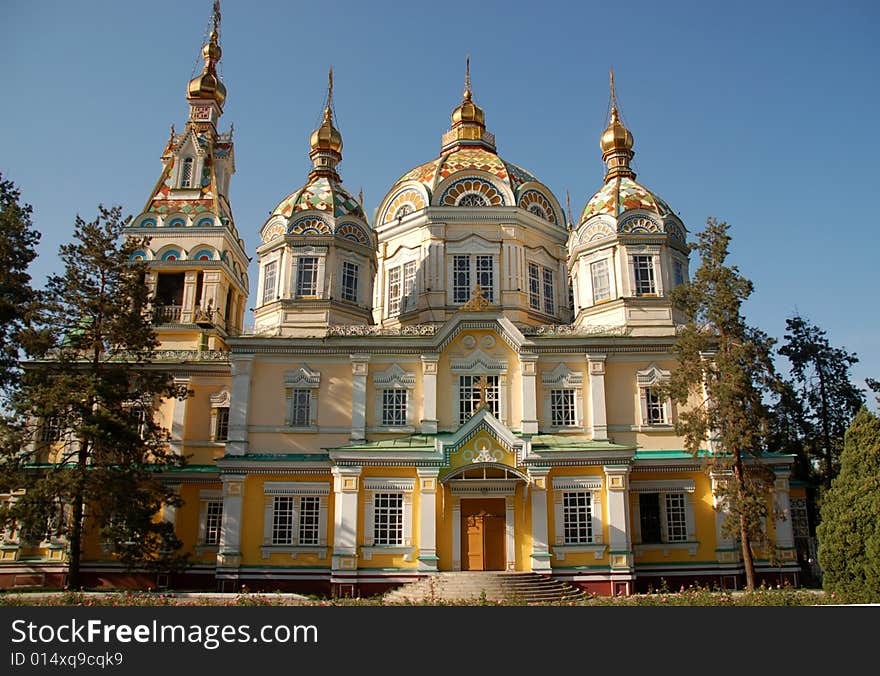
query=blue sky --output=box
[2,0,877,404]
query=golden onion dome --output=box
[452,89,485,127]
[600,106,633,155]
[310,105,343,154]
[187,29,227,107]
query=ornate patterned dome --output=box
[271,177,365,220]
[579,176,674,224]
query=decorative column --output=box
[217,473,246,568]
[587,352,608,441]
[332,466,362,571]
[520,354,539,435]
[773,468,796,563]
[169,376,191,456]
[417,468,440,571]
[710,469,736,563]
[226,355,254,456]
[163,483,181,528]
[420,354,439,434]
[350,355,370,441]
[603,464,632,570]
[528,467,552,572]
[181,271,198,324]
[505,495,516,571]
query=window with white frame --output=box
[550,389,577,427]
[372,493,404,545]
[632,482,696,547]
[341,261,359,303]
[632,255,656,295]
[476,255,494,301]
[262,482,329,553]
[295,256,319,297]
[673,259,686,288]
[262,260,277,304]
[214,407,229,441]
[39,416,62,443]
[528,262,555,314]
[453,255,471,303]
[382,389,407,427]
[363,478,415,551]
[203,501,223,545]
[453,255,493,303]
[591,259,611,303]
[386,261,417,316]
[563,491,593,544]
[458,375,499,423]
[552,477,603,550]
[637,364,672,427]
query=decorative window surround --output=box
[290,247,327,300]
[362,478,415,560]
[261,482,329,559]
[451,350,509,425]
[551,476,604,560]
[284,366,321,430]
[385,249,420,318]
[259,253,281,306]
[636,364,673,429]
[626,245,663,297]
[372,364,417,431]
[445,236,499,306]
[541,364,584,431]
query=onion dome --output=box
[187,27,227,107]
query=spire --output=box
[566,190,573,230]
[308,68,343,179]
[187,2,227,108]
[599,68,635,181]
[444,56,493,152]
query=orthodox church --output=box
[1,13,805,596]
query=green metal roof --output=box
[529,435,633,452]
[327,435,437,452]
[220,453,329,462]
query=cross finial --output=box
[566,189,572,230]
[474,376,489,410]
[212,1,222,35]
[464,55,472,101]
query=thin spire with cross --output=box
[464,55,472,101]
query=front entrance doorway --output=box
[461,498,506,571]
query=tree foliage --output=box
[660,218,781,590]
[816,407,880,603]
[0,206,188,588]
[0,174,41,397]
[778,315,864,487]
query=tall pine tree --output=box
[661,218,781,590]
[779,315,864,488]
[0,206,188,588]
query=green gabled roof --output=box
[529,435,633,452]
[328,435,438,452]
[633,450,697,460]
[220,453,329,462]
[165,464,219,473]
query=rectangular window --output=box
[591,259,611,303]
[459,375,499,423]
[203,501,223,546]
[528,262,541,310]
[453,255,471,303]
[645,387,667,424]
[382,389,408,427]
[271,496,295,545]
[665,493,688,542]
[39,417,62,443]
[673,259,686,288]
[633,255,656,295]
[298,496,321,546]
[373,493,404,546]
[403,261,417,310]
[542,267,555,315]
[476,255,494,302]
[562,492,592,544]
[639,493,662,544]
[387,266,401,316]
[341,261,359,303]
[180,157,194,188]
[215,407,229,441]
[262,261,277,305]
[288,389,311,427]
[550,389,577,427]
[296,256,319,296]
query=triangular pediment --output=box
[439,407,524,471]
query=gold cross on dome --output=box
[474,376,490,410]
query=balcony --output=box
[153,305,183,324]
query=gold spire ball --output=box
[310,69,343,154]
[451,56,485,128]
[187,3,227,107]
[600,69,635,180]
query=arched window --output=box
[456,193,489,208]
[394,204,414,219]
[180,157,194,188]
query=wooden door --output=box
[461,499,506,571]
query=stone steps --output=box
[383,572,587,605]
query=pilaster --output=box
[350,355,371,441]
[603,464,632,570]
[773,468,796,563]
[417,468,440,571]
[226,355,254,456]
[169,376,191,456]
[528,467,552,572]
[420,354,439,434]
[332,466,362,571]
[587,353,608,441]
[217,473,246,568]
[520,354,539,435]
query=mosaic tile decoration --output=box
[336,222,370,244]
[518,189,557,224]
[579,177,675,225]
[440,177,505,206]
[383,188,428,223]
[289,215,332,236]
[272,177,365,220]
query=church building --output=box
[0,12,804,596]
